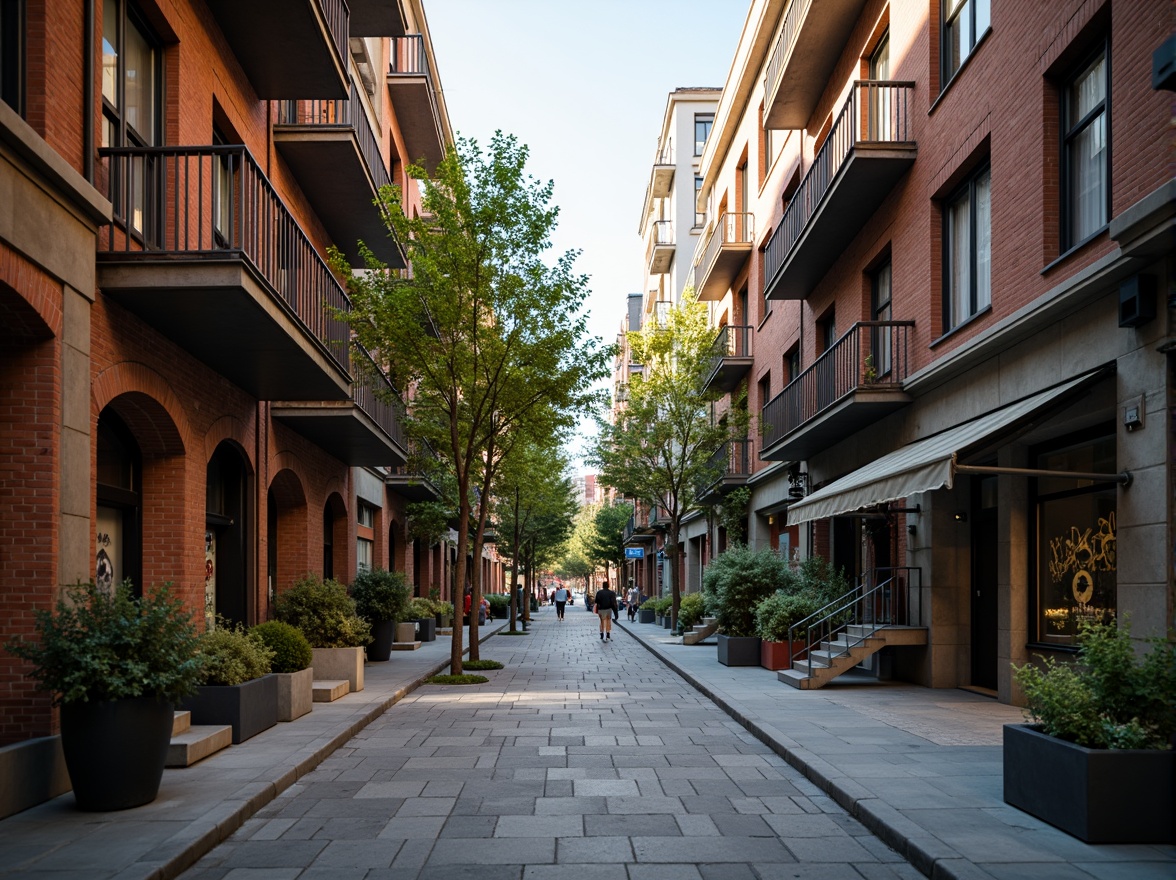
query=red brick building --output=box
[1,0,503,815]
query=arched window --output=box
[96,410,142,594]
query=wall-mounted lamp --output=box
[787,468,809,501]
[907,524,917,536]
[952,511,968,522]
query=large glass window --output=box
[357,502,375,573]
[1035,433,1117,645]
[943,165,991,331]
[871,260,893,377]
[942,0,990,84]
[1062,46,1108,248]
[694,113,713,156]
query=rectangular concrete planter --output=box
[273,667,313,722]
[311,646,364,693]
[1003,723,1175,843]
[760,639,804,670]
[414,618,436,642]
[181,674,279,744]
[638,608,655,624]
[717,634,761,667]
[395,622,417,643]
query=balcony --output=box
[640,140,675,228]
[761,321,915,461]
[697,439,754,503]
[272,343,408,466]
[386,35,446,174]
[694,212,754,302]
[96,145,351,402]
[348,0,406,36]
[385,442,443,501]
[274,84,403,268]
[763,0,870,129]
[765,82,916,301]
[703,325,753,393]
[646,220,674,275]
[205,0,348,99]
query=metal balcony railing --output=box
[764,82,915,286]
[649,220,673,247]
[389,34,431,77]
[700,212,753,271]
[98,144,351,373]
[763,0,806,113]
[352,342,406,448]
[707,324,752,378]
[275,82,391,191]
[320,0,350,74]
[701,438,753,491]
[654,138,673,166]
[762,320,914,449]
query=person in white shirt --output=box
[626,581,640,621]
[553,586,568,620]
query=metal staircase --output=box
[777,568,927,690]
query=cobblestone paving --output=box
[179,609,919,880]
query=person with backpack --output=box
[594,581,617,641]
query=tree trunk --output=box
[668,519,681,631]
[509,489,521,632]
[450,490,470,675]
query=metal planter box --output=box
[717,634,761,667]
[182,674,279,744]
[1003,723,1175,843]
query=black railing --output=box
[763,0,806,111]
[98,144,351,373]
[699,439,754,498]
[352,342,406,449]
[788,567,923,677]
[320,0,350,73]
[390,34,430,76]
[707,324,752,378]
[764,81,915,286]
[275,82,391,191]
[697,212,753,292]
[762,320,913,449]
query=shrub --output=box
[5,581,204,705]
[463,659,503,670]
[198,621,273,686]
[407,597,436,619]
[251,620,312,673]
[652,596,673,615]
[754,591,823,643]
[434,600,454,617]
[427,674,489,685]
[275,575,372,648]
[677,592,708,630]
[1013,619,1176,749]
[795,554,850,605]
[486,594,510,617]
[350,568,410,623]
[703,545,796,638]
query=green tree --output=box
[586,501,633,587]
[557,504,599,592]
[337,133,609,673]
[593,299,745,629]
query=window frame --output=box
[871,259,893,378]
[1060,41,1110,251]
[694,113,714,156]
[940,0,991,88]
[941,163,992,332]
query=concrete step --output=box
[166,724,232,767]
[392,641,422,651]
[683,618,719,646]
[312,680,350,702]
[172,710,192,736]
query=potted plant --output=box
[275,575,371,691]
[349,568,409,658]
[1006,620,1176,843]
[754,591,819,670]
[637,597,656,624]
[704,545,789,666]
[407,597,436,642]
[5,581,204,811]
[434,600,454,629]
[675,592,708,636]
[487,593,510,621]
[251,621,313,722]
[182,621,277,744]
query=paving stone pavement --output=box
[177,608,921,880]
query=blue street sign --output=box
[625,547,645,559]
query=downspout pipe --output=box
[84,0,94,182]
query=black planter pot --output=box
[59,695,173,811]
[638,608,655,624]
[1003,723,1175,843]
[662,615,672,629]
[415,618,436,642]
[717,634,762,667]
[181,675,279,744]
[369,619,395,661]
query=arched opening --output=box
[268,468,308,605]
[323,493,347,580]
[96,410,143,594]
[206,441,251,627]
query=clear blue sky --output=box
[425,0,749,467]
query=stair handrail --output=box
[787,567,921,678]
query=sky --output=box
[424,0,750,471]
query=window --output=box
[1034,433,1116,646]
[869,33,891,140]
[1,0,23,114]
[357,502,376,573]
[871,260,893,377]
[694,113,713,155]
[785,346,800,384]
[693,176,705,227]
[758,374,771,411]
[818,309,836,353]
[943,165,991,330]
[942,0,990,84]
[1062,46,1108,248]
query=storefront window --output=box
[1035,433,1116,645]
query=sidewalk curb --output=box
[617,622,989,880]
[154,625,505,880]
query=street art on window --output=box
[205,530,216,628]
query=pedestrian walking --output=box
[594,581,617,641]
[553,584,568,620]
[626,580,639,621]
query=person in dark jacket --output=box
[594,581,617,641]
